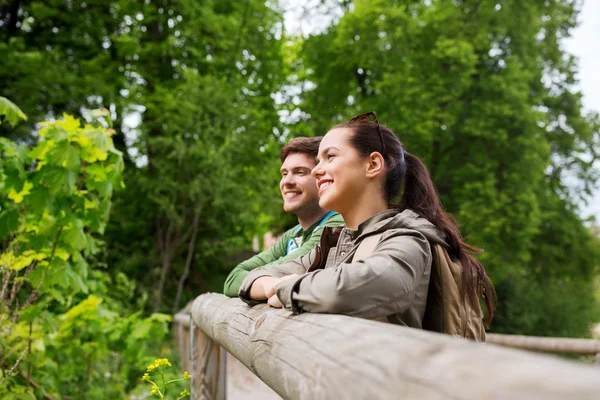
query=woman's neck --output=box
[342,196,389,230]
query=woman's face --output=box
[311,127,370,213]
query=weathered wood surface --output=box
[176,311,600,357]
[486,333,600,355]
[173,313,191,372]
[191,292,600,400]
[174,312,282,399]
[191,323,226,400]
[174,312,192,327]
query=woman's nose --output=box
[311,162,324,178]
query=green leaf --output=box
[46,288,66,304]
[47,141,80,170]
[0,96,27,127]
[0,209,19,238]
[28,186,52,215]
[7,180,32,203]
[41,167,77,194]
[148,313,172,323]
[62,217,87,251]
[131,320,151,339]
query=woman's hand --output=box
[250,274,298,307]
[250,274,299,307]
[267,293,284,308]
[248,276,281,300]
[264,274,298,308]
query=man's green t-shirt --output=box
[223,212,345,297]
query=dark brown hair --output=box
[280,136,323,163]
[335,118,497,326]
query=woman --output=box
[239,112,495,329]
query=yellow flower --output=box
[151,387,159,395]
[183,371,191,380]
[154,358,172,368]
[142,373,150,381]
[146,358,172,372]
[180,389,190,396]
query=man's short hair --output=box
[280,136,323,163]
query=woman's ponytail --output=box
[400,152,496,326]
[397,152,439,221]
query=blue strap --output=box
[316,211,337,229]
[286,212,338,255]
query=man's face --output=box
[279,152,320,215]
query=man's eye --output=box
[281,172,288,177]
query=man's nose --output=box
[282,174,295,186]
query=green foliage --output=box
[0,96,27,127]
[493,276,600,338]
[0,113,173,398]
[94,0,287,313]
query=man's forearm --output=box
[223,268,248,297]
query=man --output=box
[223,136,345,296]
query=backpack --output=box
[352,234,486,342]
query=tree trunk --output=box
[173,212,201,313]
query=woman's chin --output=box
[319,192,337,211]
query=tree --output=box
[0,0,128,146]
[1,0,288,313]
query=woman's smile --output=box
[317,179,333,196]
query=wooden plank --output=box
[174,312,192,327]
[174,313,192,372]
[487,333,600,355]
[177,312,279,398]
[191,292,600,400]
[191,323,226,400]
[182,321,190,373]
[173,318,183,357]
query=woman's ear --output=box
[365,152,385,179]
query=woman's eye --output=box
[327,153,335,160]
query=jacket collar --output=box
[347,208,447,246]
[347,209,408,240]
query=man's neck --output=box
[297,209,330,231]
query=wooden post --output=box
[191,321,226,400]
[182,322,190,373]
[173,313,193,373]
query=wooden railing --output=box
[174,293,600,400]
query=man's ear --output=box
[365,152,385,179]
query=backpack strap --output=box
[352,233,384,262]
